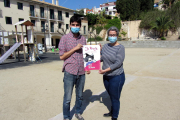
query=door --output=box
[51,22,54,32]
[42,38,45,47]
[41,21,45,32]
[56,39,60,48]
[30,5,34,16]
[51,38,53,46]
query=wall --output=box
[121,20,142,39]
[99,41,180,48]
[0,0,30,31]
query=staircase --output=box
[0,42,21,63]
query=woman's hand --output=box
[99,70,105,74]
[86,70,91,74]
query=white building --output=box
[99,2,117,16]
[0,0,88,49]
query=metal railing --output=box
[34,26,47,33]
[49,14,57,20]
[29,11,39,18]
[40,13,48,19]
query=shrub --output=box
[161,37,166,40]
[95,26,103,34]
[104,17,121,30]
[121,31,127,37]
[88,36,103,42]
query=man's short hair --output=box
[70,15,81,26]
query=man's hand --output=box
[99,43,102,51]
[99,70,105,74]
[74,44,83,51]
[86,70,91,74]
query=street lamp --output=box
[42,24,48,52]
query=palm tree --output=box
[97,10,107,27]
[150,16,175,37]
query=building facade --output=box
[99,2,117,16]
[77,2,117,17]
[0,0,88,49]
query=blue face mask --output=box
[71,27,80,33]
[108,37,117,43]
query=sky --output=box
[46,0,115,10]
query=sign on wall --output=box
[83,45,101,71]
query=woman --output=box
[99,26,125,120]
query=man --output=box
[59,15,90,120]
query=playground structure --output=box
[0,20,42,64]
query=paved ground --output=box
[0,48,180,120]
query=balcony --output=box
[57,17,64,23]
[29,11,39,19]
[40,13,48,20]
[49,15,57,22]
[108,8,117,12]
[33,26,49,33]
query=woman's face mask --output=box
[108,36,117,43]
[71,27,80,33]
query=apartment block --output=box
[0,0,88,49]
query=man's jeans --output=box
[103,72,125,118]
[63,71,85,119]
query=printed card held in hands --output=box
[83,45,101,71]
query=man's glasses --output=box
[109,34,117,37]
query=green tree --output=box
[104,17,121,30]
[139,0,154,12]
[168,1,180,28]
[75,9,84,15]
[116,0,127,20]
[86,13,98,26]
[150,16,175,37]
[97,10,107,27]
[139,10,166,29]
[116,0,140,21]
[121,31,127,37]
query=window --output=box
[4,0,10,7]
[31,20,35,26]
[65,12,69,18]
[84,26,86,34]
[113,7,116,9]
[30,5,35,16]
[58,23,61,29]
[40,7,44,18]
[17,2,23,10]
[109,12,112,15]
[19,18,24,21]
[5,17,12,24]
[50,22,54,32]
[41,21,45,32]
[66,24,69,29]
[58,11,62,20]
[50,9,54,19]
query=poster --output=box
[83,45,101,71]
